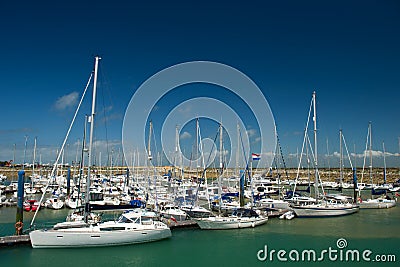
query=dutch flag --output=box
[251,153,261,161]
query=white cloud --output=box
[180,131,192,140]
[325,150,397,159]
[247,129,256,137]
[54,92,79,110]
[178,105,191,114]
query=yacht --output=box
[30,209,171,248]
[194,208,268,230]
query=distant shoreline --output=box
[1,166,398,183]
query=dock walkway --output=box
[0,235,30,247]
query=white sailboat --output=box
[30,209,171,248]
[194,123,268,229]
[290,92,359,218]
[358,123,396,209]
[195,208,268,229]
[179,118,214,219]
[29,56,171,248]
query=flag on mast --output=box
[251,153,261,161]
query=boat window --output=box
[53,223,88,230]
[100,227,125,231]
[141,217,153,225]
[118,215,134,223]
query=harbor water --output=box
[0,205,399,267]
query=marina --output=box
[0,81,398,263]
[1,2,400,265]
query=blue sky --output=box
[1,0,399,168]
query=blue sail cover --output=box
[371,188,387,195]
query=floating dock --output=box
[162,219,198,229]
[0,235,31,247]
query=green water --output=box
[0,206,399,267]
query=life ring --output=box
[15,221,23,232]
[357,197,362,203]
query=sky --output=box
[0,0,399,169]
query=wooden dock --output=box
[0,235,31,247]
[162,219,198,229]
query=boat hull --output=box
[30,227,171,248]
[292,205,359,218]
[195,216,268,230]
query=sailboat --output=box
[290,92,359,218]
[178,118,215,219]
[194,123,268,229]
[357,123,396,209]
[29,56,171,248]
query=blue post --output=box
[126,168,130,187]
[240,170,245,207]
[353,168,358,203]
[16,170,25,235]
[67,168,71,196]
[383,169,387,185]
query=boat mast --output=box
[236,122,240,175]
[196,118,199,176]
[383,141,387,185]
[219,122,223,175]
[85,55,101,222]
[77,116,88,205]
[339,129,343,186]
[368,122,373,185]
[23,135,28,170]
[32,137,37,176]
[218,122,223,213]
[312,91,319,200]
[147,119,152,197]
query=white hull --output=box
[45,198,64,210]
[65,198,82,209]
[160,212,187,222]
[30,209,171,248]
[254,199,290,210]
[195,216,268,230]
[30,227,171,248]
[359,199,396,209]
[292,204,359,218]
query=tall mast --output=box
[219,122,223,173]
[74,139,80,176]
[196,118,199,173]
[312,91,319,200]
[23,135,28,170]
[383,141,387,185]
[77,116,88,204]
[33,137,37,176]
[85,55,101,221]
[339,129,343,185]
[175,125,179,178]
[218,122,223,213]
[13,143,16,168]
[236,122,240,175]
[148,120,153,161]
[368,122,373,185]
